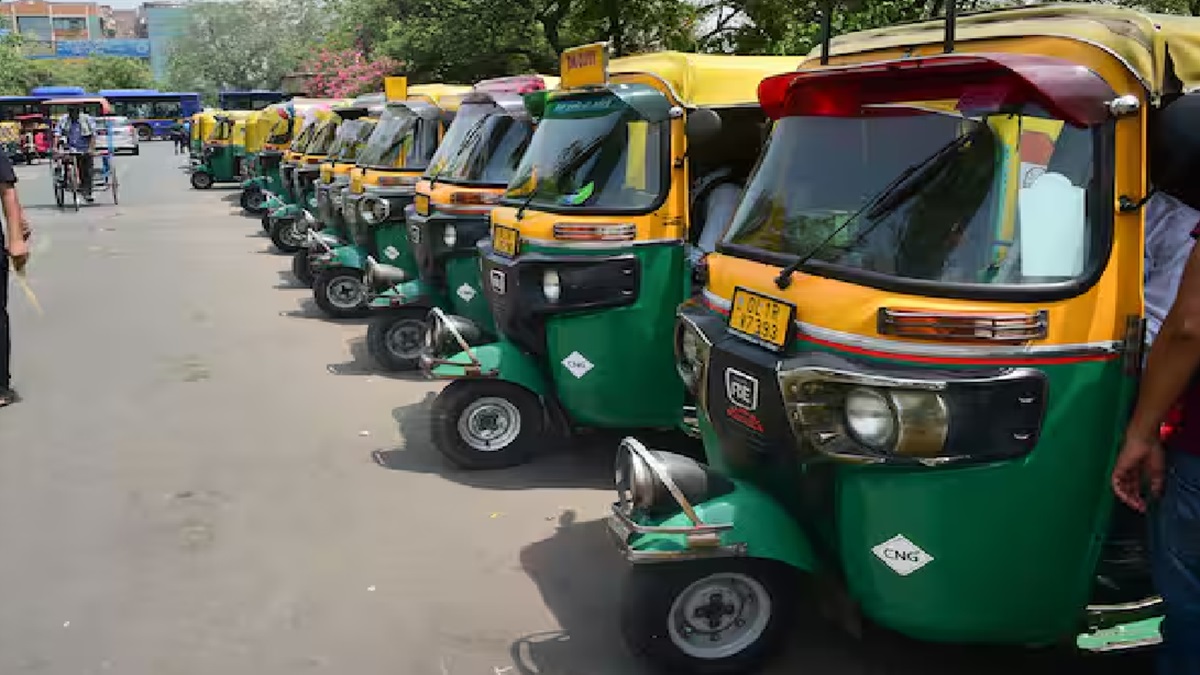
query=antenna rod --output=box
[943,0,957,54]
[819,1,834,65]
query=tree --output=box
[41,56,155,91]
[165,0,331,100]
[0,35,53,95]
[302,47,400,97]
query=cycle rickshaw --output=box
[43,97,120,210]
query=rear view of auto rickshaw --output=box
[296,95,386,286]
[364,73,557,371]
[421,46,797,469]
[190,110,217,163]
[607,5,1200,672]
[309,79,470,318]
[191,110,255,189]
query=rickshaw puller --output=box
[55,106,96,203]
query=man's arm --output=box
[0,151,27,263]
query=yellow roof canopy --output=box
[608,52,800,107]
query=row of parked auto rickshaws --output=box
[185,4,1200,671]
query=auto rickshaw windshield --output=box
[211,119,236,142]
[503,91,666,211]
[330,118,376,162]
[722,104,1103,288]
[355,106,435,170]
[289,121,319,152]
[305,119,340,155]
[426,102,533,186]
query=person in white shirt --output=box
[1145,191,1200,346]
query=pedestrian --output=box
[1112,93,1200,674]
[173,120,187,154]
[0,147,31,407]
[54,105,96,202]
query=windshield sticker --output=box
[548,97,619,119]
[559,181,595,206]
[871,534,934,576]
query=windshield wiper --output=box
[773,131,975,290]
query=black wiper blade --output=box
[773,131,975,290]
[431,115,489,189]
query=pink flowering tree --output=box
[302,48,400,98]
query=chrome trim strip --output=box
[701,288,1121,358]
[364,186,416,197]
[520,235,682,249]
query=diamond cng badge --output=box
[561,351,594,379]
[456,283,477,303]
[383,245,400,260]
[871,534,934,576]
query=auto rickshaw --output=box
[191,110,255,189]
[309,79,471,318]
[15,113,49,164]
[241,100,333,214]
[0,120,20,163]
[260,105,339,231]
[363,74,557,371]
[266,112,347,252]
[295,95,386,286]
[605,5,1200,672]
[421,47,797,469]
[239,109,265,180]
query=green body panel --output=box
[1076,617,1162,651]
[373,221,419,278]
[329,244,367,271]
[522,241,687,429]
[200,145,239,182]
[271,203,302,220]
[370,279,437,309]
[432,340,548,396]
[628,412,820,571]
[444,255,494,334]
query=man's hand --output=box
[1112,432,1167,513]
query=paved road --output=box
[0,143,1152,675]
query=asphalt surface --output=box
[0,143,1154,675]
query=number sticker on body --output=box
[492,225,519,258]
[727,287,795,350]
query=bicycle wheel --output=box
[68,163,79,211]
[111,164,119,205]
[53,163,64,208]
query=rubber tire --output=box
[261,210,273,234]
[191,171,214,190]
[366,309,429,372]
[291,250,315,287]
[241,189,266,215]
[620,559,797,675]
[136,125,151,141]
[270,217,305,254]
[312,267,370,318]
[432,380,545,470]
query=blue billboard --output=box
[53,39,151,58]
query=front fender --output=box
[242,177,265,190]
[271,203,302,220]
[626,479,819,573]
[431,340,548,396]
[263,194,287,211]
[369,279,437,309]
[329,245,367,271]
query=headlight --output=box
[361,197,390,224]
[614,437,731,516]
[844,388,896,451]
[542,269,561,303]
[443,224,457,247]
[674,316,711,395]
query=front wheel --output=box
[191,171,214,190]
[312,267,369,318]
[621,560,797,675]
[366,309,429,371]
[261,210,273,233]
[270,217,306,253]
[291,250,315,287]
[431,380,545,469]
[241,189,266,214]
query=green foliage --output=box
[41,56,156,91]
[164,0,331,101]
[0,35,52,95]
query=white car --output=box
[96,116,140,155]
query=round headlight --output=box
[360,198,378,224]
[844,388,896,451]
[443,224,458,247]
[615,445,656,510]
[542,269,561,303]
[677,326,703,390]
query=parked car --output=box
[96,116,139,155]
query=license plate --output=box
[728,287,794,350]
[492,225,519,258]
[415,193,430,216]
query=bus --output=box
[217,90,287,111]
[30,86,87,98]
[0,96,49,121]
[98,90,203,141]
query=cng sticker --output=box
[383,246,400,260]
[871,534,934,576]
[456,283,477,303]
[561,351,594,379]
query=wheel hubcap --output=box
[386,319,426,359]
[283,221,306,247]
[667,573,772,660]
[457,397,521,451]
[327,277,365,309]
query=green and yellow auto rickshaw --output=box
[190,109,217,160]
[259,103,341,230]
[295,95,385,286]
[243,100,338,216]
[309,79,470,318]
[421,46,798,468]
[606,5,1200,672]
[191,109,255,189]
[364,73,557,371]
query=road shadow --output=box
[278,297,370,325]
[325,335,425,380]
[371,393,617,491]
[274,270,307,290]
[513,513,1157,675]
